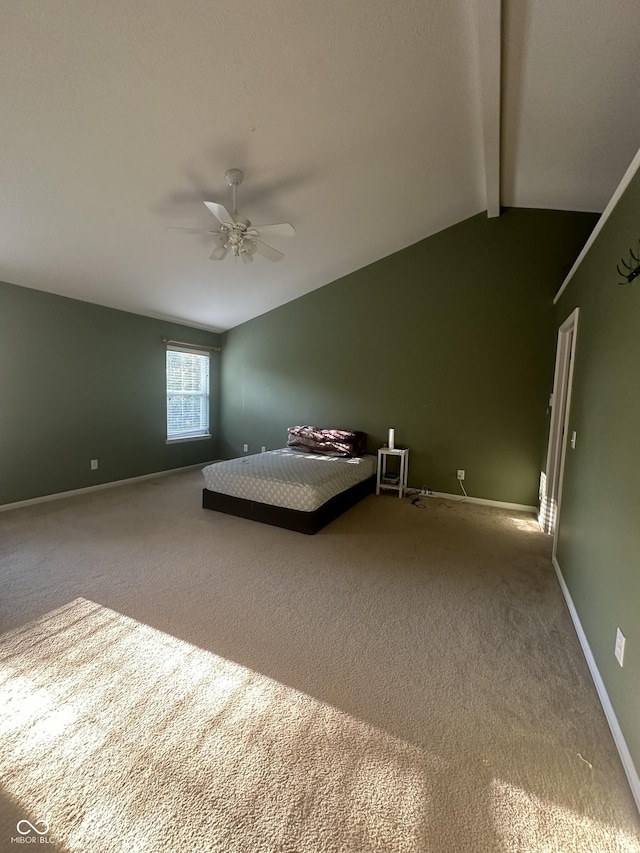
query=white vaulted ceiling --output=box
[1,0,639,331]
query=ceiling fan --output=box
[168,169,295,263]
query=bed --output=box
[201,427,377,534]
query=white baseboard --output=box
[419,490,537,514]
[552,555,640,814]
[0,462,218,513]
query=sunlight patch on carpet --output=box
[0,599,436,852]
[491,779,640,852]
[509,515,542,534]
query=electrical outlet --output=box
[90,459,98,470]
[243,444,249,453]
[261,446,266,453]
[457,469,465,480]
[615,628,625,666]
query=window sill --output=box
[166,434,212,445]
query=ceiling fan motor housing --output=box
[232,215,251,230]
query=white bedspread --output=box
[202,448,377,512]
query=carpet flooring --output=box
[0,470,638,852]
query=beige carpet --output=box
[0,471,638,852]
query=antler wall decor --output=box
[616,240,640,285]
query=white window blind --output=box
[166,346,210,440]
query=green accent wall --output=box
[220,209,596,507]
[0,281,220,505]
[555,170,640,773]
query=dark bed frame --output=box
[202,475,376,535]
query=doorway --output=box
[539,307,579,542]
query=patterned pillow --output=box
[287,426,367,457]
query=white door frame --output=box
[539,307,579,546]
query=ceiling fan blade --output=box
[204,201,236,225]
[210,245,229,261]
[166,227,216,234]
[254,240,284,262]
[253,223,296,238]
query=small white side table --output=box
[376,447,410,498]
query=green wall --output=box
[220,209,596,507]
[555,170,640,773]
[0,281,220,505]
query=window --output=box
[166,346,210,441]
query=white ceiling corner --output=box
[1,0,639,331]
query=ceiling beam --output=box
[475,0,502,218]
